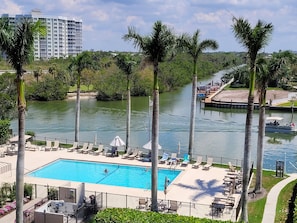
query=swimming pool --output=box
[28,159,182,190]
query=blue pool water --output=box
[28,159,181,190]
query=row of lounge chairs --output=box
[122,149,143,160]
[158,153,213,170]
[75,143,104,155]
[159,153,190,166]
[192,156,213,170]
[44,140,60,151]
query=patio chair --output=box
[25,141,38,151]
[83,143,94,154]
[167,153,177,165]
[83,143,93,154]
[77,143,88,153]
[159,153,169,164]
[203,157,213,170]
[52,140,60,151]
[106,146,118,157]
[192,156,203,169]
[228,162,236,172]
[127,150,139,160]
[67,142,78,152]
[167,200,179,213]
[93,144,104,155]
[122,149,132,159]
[44,141,52,151]
[180,154,190,166]
[137,198,148,210]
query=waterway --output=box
[10,69,297,173]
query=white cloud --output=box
[90,9,109,22]
[0,0,23,14]
[2,0,296,52]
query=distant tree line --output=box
[222,51,297,90]
[0,51,245,103]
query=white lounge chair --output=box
[83,143,93,154]
[44,141,52,151]
[25,141,38,151]
[167,153,178,165]
[52,140,60,151]
[67,142,78,152]
[93,144,104,155]
[77,143,88,153]
[228,162,236,172]
[192,156,203,169]
[127,150,139,160]
[203,157,213,170]
[122,150,132,159]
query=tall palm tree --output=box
[68,51,94,142]
[123,21,176,212]
[255,54,286,193]
[232,17,273,222]
[177,30,218,159]
[0,17,45,223]
[115,53,136,153]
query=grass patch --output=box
[248,170,286,223]
[248,197,267,223]
[69,84,94,92]
[277,101,297,107]
[275,179,297,222]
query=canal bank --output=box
[204,89,297,111]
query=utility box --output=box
[276,160,284,178]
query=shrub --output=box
[24,183,33,199]
[0,119,10,144]
[92,208,232,223]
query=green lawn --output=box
[248,170,289,223]
[69,84,94,92]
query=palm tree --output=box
[232,17,273,222]
[123,20,176,212]
[68,51,94,142]
[0,17,45,223]
[255,54,286,193]
[33,67,42,82]
[177,30,218,159]
[115,53,136,153]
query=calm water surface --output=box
[11,69,297,173]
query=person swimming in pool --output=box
[104,169,108,174]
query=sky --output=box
[1,0,296,53]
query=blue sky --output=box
[1,0,296,53]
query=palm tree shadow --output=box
[176,179,224,201]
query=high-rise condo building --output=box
[2,10,82,60]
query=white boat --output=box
[265,116,297,134]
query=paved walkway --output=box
[262,173,297,223]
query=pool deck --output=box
[0,148,240,221]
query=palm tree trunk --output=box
[75,77,81,142]
[255,91,266,192]
[188,74,197,159]
[241,67,256,223]
[126,78,131,153]
[16,75,26,223]
[151,62,159,212]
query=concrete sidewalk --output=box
[262,173,297,223]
